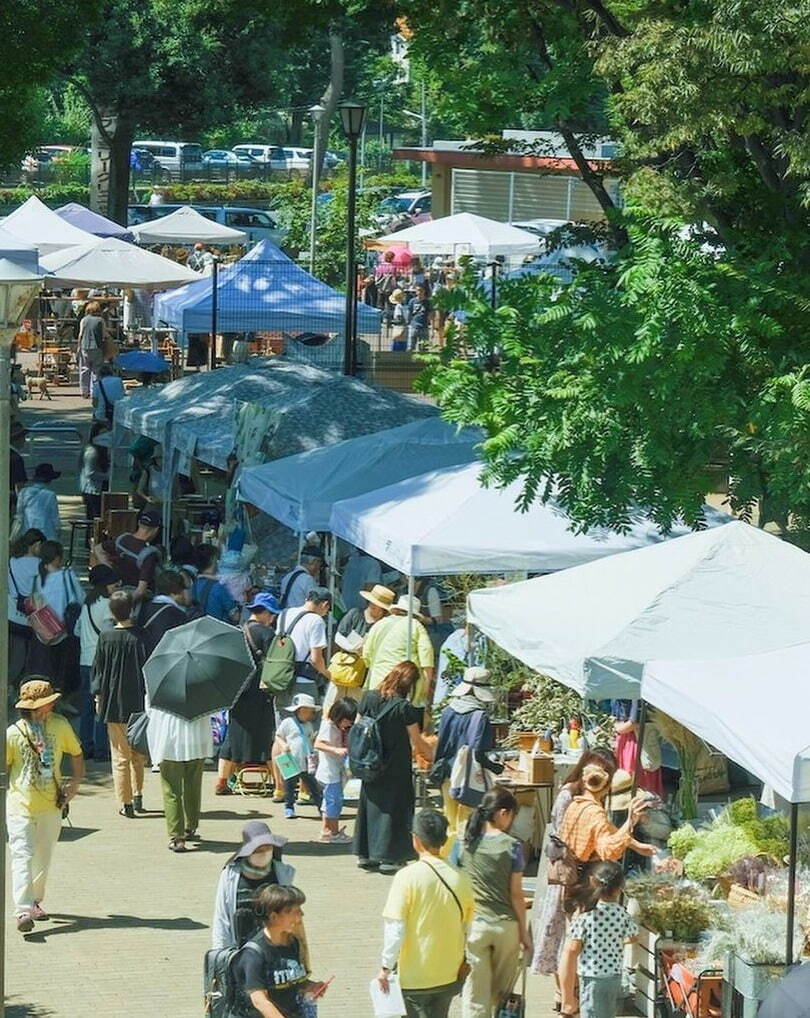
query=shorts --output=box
[579,973,622,1018]
[320,780,344,820]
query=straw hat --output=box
[609,769,634,811]
[16,679,61,711]
[391,594,425,621]
[583,763,611,794]
[388,288,405,305]
[452,666,495,703]
[360,584,396,612]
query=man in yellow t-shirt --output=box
[363,595,435,705]
[7,679,83,933]
[377,809,474,1017]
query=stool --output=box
[66,520,94,567]
[232,765,272,796]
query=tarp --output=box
[171,370,436,471]
[467,521,810,699]
[153,239,381,338]
[327,461,729,578]
[55,202,134,242]
[643,644,810,803]
[130,205,246,245]
[1,195,98,255]
[371,213,540,258]
[40,237,199,289]
[237,418,482,532]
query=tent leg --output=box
[787,801,799,967]
[297,530,305,564]
[326,534,337,647]
[406,574,415,659]
[631,700,648,796]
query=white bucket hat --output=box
[452,666,496,703]
[285,693,322,713]
[392,594,425,621]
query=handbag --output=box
[546,801,599,887]
[421,861,471,984]
[328,649,366,689]
[29,598,66,645]
[127,712,150,758]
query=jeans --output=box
[403,982,459,1018]
[407,324,429,351]
[159,758,204,838]
[8,809,62,914]
[284,772,322,810]
[79,665,109,760]
[580,973,622,1018]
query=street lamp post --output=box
[0,236,42,1018]
[308,103,326,275]
[338,99,367,376]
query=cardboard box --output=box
[518,751,554,784]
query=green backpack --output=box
[259,610,312,693]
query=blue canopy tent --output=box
[153,239,381,344]
[54,202,135,242]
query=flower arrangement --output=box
[625,874,719,942]
[508,673,613,747]
[698,905,803,966]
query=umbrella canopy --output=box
[40,236,199,289]
[757,964,810,1018]
[1,195,98,255]
[372,213,541,259]
[115,351,171,373]
[55,202,134,241]
[143,616,253,720]
[131,206,247,246]
[468,521,810,699]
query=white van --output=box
[133,140,205,177]
[233,144,311,174]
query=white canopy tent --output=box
[1,195,98,255]
[130,206,246,246]
[40,237,200,289]
[643,645,810,805]
[328,461,729,577]
[468,521,810,699]
[237,419,482,533]
[373,213,540,259]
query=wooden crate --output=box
[106,509,138,538]
[518,751,554,784]
[101,492,130,516]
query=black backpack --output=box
[203,941,261,1018]
[348,698,399,782]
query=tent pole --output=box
[297,530,305,565]
[786,801,799,967]
[326,533,337,647]
[631,699,648,796]
[406,574,415,659]
[209,257,219,371]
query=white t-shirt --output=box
[279,567,315,610]
[315,719,346,785]
[92,375,126,421]
[8,556,39,626]
[78,597,115,667]
[277,608,326,668]
[277,716,316,772]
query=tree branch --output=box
[557,123,628,246]
[67,76,114,147]
[577,0,630,38]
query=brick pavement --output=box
[6,370,638,1018]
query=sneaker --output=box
[284,807,296,820]
[379,862,404,875]
[168,838,186,853]
[133,795,145,813]
[184,829,200,841]
[151,763,160,773]
[319,831,333,843]
[118,804,135,819]
[272,789,285,803]
[31,902,49,921]
[297,792,313,805]
[330,831,353,845]
[16,913,34,933]
[357,858,380,870]
[214,781,232,796]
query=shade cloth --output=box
[40,236,199,289]
[237,418,482,532]
[131,205,246,245]
[643,644,810,804]
[55,202,134,242]
[371,213,540,258]
[467,521,810,699]
[1,195,98,255]
[327,461,729,578]
[153,239,380,338]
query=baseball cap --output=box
[246,592,282,615]
[138,507,162,527]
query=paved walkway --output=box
[6,372,638,1017]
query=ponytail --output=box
[38,540,64,585]
[571,860,625,914]
[463,787,518,853]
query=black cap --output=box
[138,507,162,527]
[301,544,323,560]
[89,564,120,587]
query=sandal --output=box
[168,838,186,853]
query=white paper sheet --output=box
[369,975,406,1018]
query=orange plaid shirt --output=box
[559,795,631,862]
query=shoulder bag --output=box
[421,860,471,983]
[546,801,601,887]
[28,575,66,646]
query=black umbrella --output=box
[757,963,810,1018]
[144,615,253,720]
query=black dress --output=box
[353,691,423,865]
[219,621,275,764]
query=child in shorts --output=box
[314,697,357,844]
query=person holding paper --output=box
[326,584,395,709]
[376,809,474,1018]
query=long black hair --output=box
[464,787,518,852]
[571,860,625,914]
[38,540,64,584]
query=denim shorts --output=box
[580,973,622,1018]
[320,781,344,819]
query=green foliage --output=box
[0,184,90,208]
[51,150,90,185]
[625,875,718,942]
[420,212,810,534]
[668,824,699,861]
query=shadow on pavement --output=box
[21,913,208,942]
[58,826,98,843]
[7,999,55,1017]
[199,809,268,821]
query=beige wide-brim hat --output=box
[360,584,396,612]
[392,594,426,621]
[609,768,634,811]
[16,678,61,711]
[452,666,496,703]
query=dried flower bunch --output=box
[626,874,719,942]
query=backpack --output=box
[203,940,262,1018]
[449,744,492,808]
[259,609,312,694]
[114,534,161,583]
[348,698,399,782]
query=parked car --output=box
[202,149,259,174]
[127,203,286,246]
[323,150,342,169]
[375,189,432,231]
[21,145,79,175]
[132,140,205,178]
[131,148,157,173]
[233,144,311,175]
